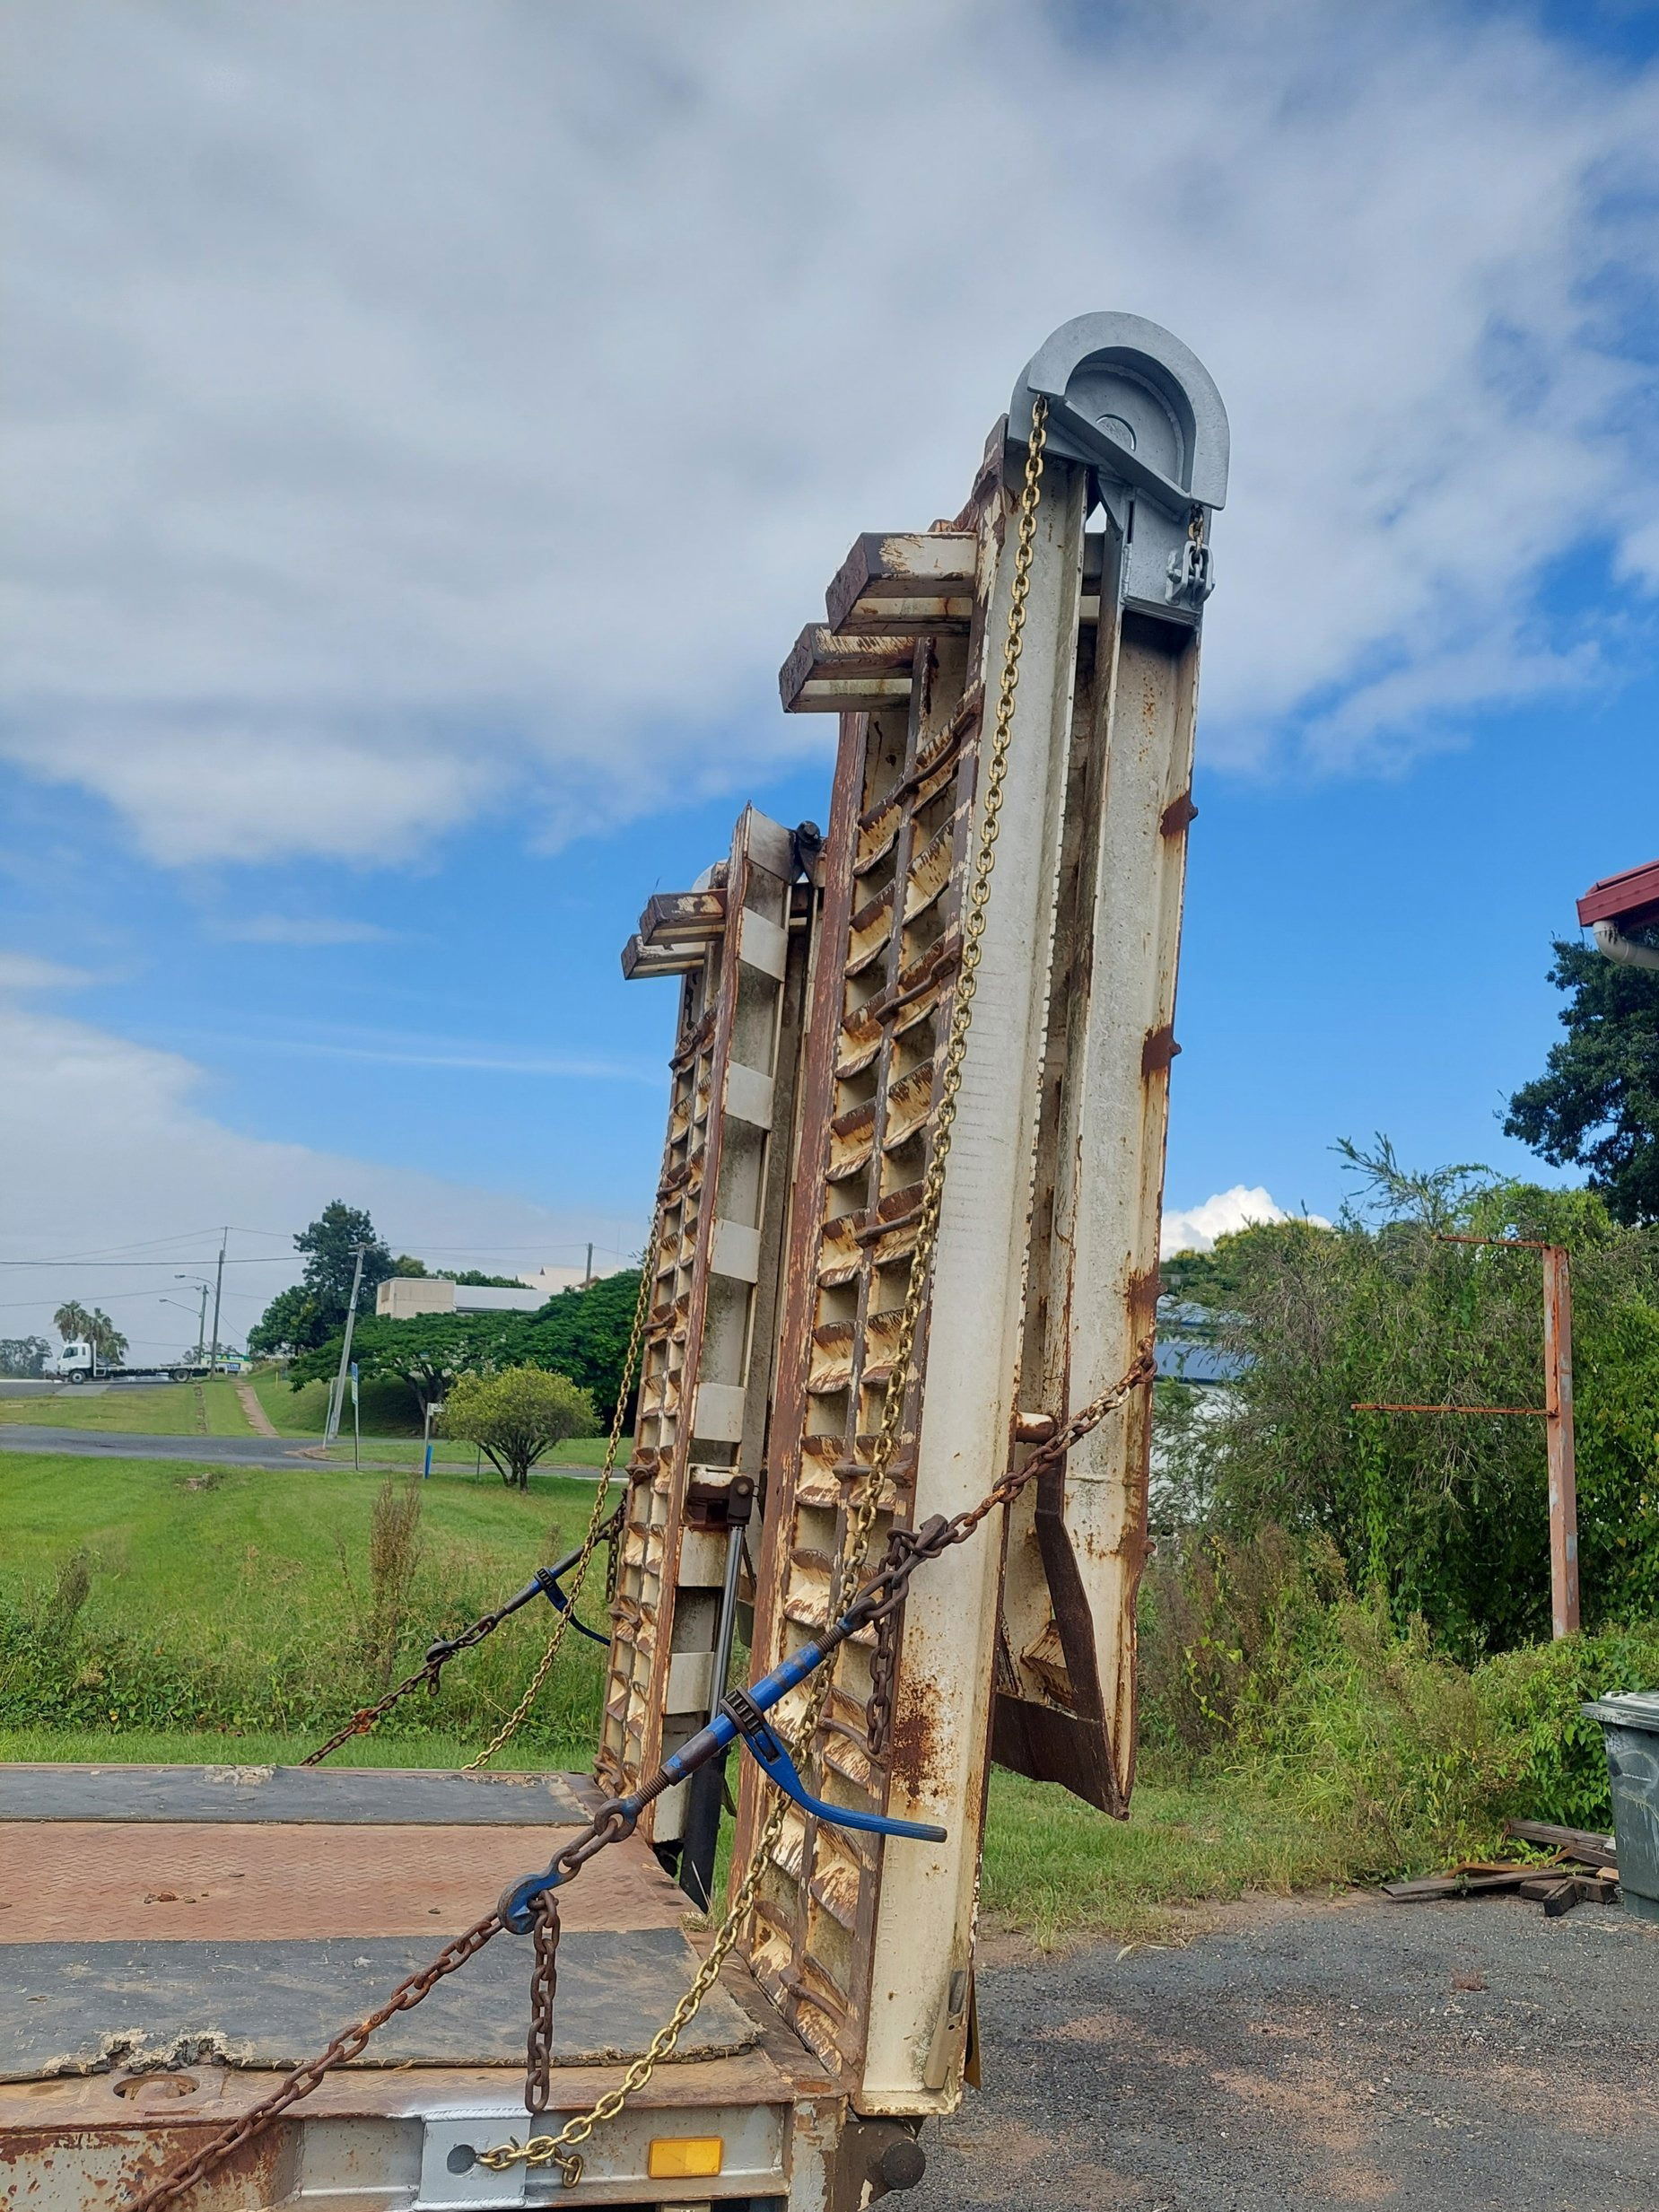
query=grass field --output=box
[0,1377,255,1435]
[0,1447,614,1753]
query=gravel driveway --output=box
[914,1891,1659,2211]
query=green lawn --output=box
[980,1767,1347,1948]
[0,1377,254,1436]
[0,1448,616,1753]
[0,1448,604,1639]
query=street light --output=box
[158,1296,205,1362]
[172,1276,212,1364]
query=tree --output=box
[439,1366,597,1488]
[294,1201,392,1319]
[247,1283,319,1359]
[88,1310,127,1366]
[519,1270,644,1429]
[1505,939,1659,1225]
[52,1299,92,1343]
[249,1202,395,1357]
[290,1312,526,1413]
[287,1268,643,1428]
[0,1336,50,1378]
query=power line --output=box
[0,1258,295,1269]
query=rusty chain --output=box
[121,1910,503,2212]
[118,396,1158,2207]
[525,1893,562,2115]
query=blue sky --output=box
[3,0,1659,1355]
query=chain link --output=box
[462,1233,656,1771]
[121,1911,503,2212]
[525,1892,562,2114]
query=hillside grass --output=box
[0,1377,254,1436]
[0,1449,613,1753]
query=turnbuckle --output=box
[718,1687,947,1845]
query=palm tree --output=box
[88,1310,127,1367]
[53,1299,93,1343]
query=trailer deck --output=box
[0,1765,833,2208]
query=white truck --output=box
[0,310,1226,2211]
[49,1340,221,1386]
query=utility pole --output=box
[209,1228,227,1376]
[584,1241,593,1287]
[325,1244,369,1446]
[1543,1244,1580,1638]
[176,1275,213,1364]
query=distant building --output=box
[518,1263,626,1298]
[376,1263,628,1321]
[376,1279,547,1320]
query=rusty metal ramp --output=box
[0,1765,757,2083]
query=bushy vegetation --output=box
[1139,1140,1659,1875]
[1139,1526,1659,1870]
[1162,1143,1659,1654]
[440,1366,598,1487]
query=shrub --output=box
[1472,1625,1659,1831]
[440,1367,597,1488]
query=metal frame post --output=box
[1355,1232,1581,1639]
[1543,1243,1580,1637]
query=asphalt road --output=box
[0,1425,324,1469]
[915,1891,1659,2212]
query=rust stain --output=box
[1125,1263,1160,1340]
[1139,1022,1180,1078]
[1158,789,1198,837]
[885,1678,947,1797]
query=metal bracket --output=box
[1006,310,1227,618]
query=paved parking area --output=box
[915,1891,1659,2211]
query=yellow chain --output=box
[462,1233,658,1772]
[477,396,1050,2174]
[832,393,1049,1615]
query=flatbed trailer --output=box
[0,310,1227,2211]
[0,1764,839,2209]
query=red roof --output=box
[1577,858,1659,931]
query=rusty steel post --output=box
[1542,1243,1580,1638]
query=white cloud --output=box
[1161,1185,1332,1257]
[1,1,1656,865]
[217,914,397,947]
[0,1004,647,1354]
[0,950,95,992]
